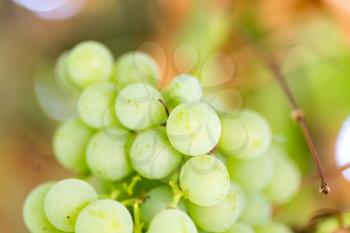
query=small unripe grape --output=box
[239,193,272,226]
[23,182,65,233]
[140,186,187,227]
[115,83,167,130]
[219,110,271,160]
[147,209,197,233]
[180,155,230,206]
[164,74,202,109]
[53,118,94,173]
[75,199,133,233]
[129,128,182,179]
[67,41,114,89]
[77,82,120,129]
[115,52,159,89]
[166,103,221,156]
[44,179,98,232]
[87,128,133,181]
[187,183,244,232]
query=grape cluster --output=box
[23,41,302,233]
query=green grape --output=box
[55,51,79,94]
[129,128,182,179]
[255,222,293,233]
[114,52,159,89]
[187,183,243,232]
[180,155,230,206]
[147,209,197,233]
[75,199,133,233]
[86,127,133,181]
[227,152,274,193]
[264,146,301,205]
[166,103,221,156]
[218,110,272,159]
[23,182,65,233]
[67,41,113,89]
[239,193,271,226]
[315,218,339,233]
[44,178,98,232]
[115,83,167,130]
[223,223,255,233]
[77,82,120,129]
[164,74,202,109]
[140,185,187,227]
[53,118,94,173]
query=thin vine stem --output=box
[133,200,144,233]
[168,172,184,208]
[248,43,330,195]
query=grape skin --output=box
[239,193,272,226]
[129,128,182,179]
[263,146,301,205]
[228,152,274,193]
[55,51,79,94]
[166,103,221,156]
[223,223,255,233]
[53,118,94,173]
[66,41,113,89]
[164,74,202,109]
[75,199,133,233]
[115,83,167,130]
[114,52,159,89]
[187,184,243,232]
[147,209,198,233]
[219,110,271,159]
[23,182,65,233]
[140,185,187,227]
[77,82,120,129]
[44,178,98,232]
[87,128,133,181]
[180,155,230,206]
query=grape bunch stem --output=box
[168,173,184,209]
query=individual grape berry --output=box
[239,193,272,226]
[166,103,221,156]
[140,185,186,227]
[115,52,160,89]
[180,155,230,206]
[55,51,79,94]
[87,127,133,181]
[66,41,114,89]
[129,128,182,179]
[44,178,98,232]
[115,83,167,130]
[75,199,133,233]
[164,74,202,109]
[77,82,121,129]
[187,183,244,232]
[147,209,197,233]
[227,152,274,193]
[53,118,94,174]
[223,223,255,233]
[219,110,271,159]
[23,182,65,233]
[264,146,301,205]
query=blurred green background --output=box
[1,0,350,232]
